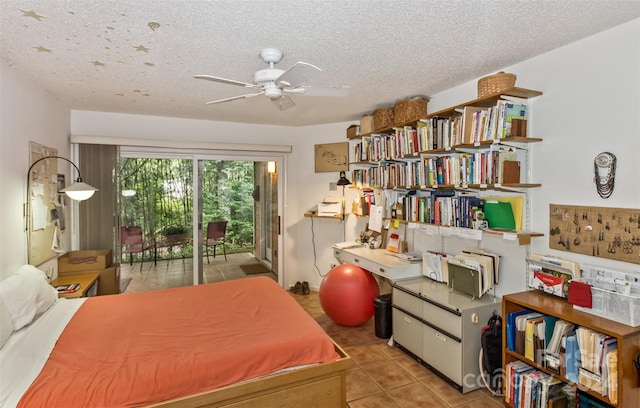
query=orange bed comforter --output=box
[18,276,339,407]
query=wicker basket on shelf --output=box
[394,97,429,123]
[360,115,375,134]
[477,72,517,97]
[373,107,394,131]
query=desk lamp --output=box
[336,171,350,224]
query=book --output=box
[55,283,80,293]
[502,102,528,138]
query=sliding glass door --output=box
[117,148,283,289]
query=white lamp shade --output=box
[61,181,99,201]
[267,161,276,173]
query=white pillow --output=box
[0,265,58,330]
[0,299,13,348]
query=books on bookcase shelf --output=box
[502,291,638,407]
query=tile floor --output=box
[120,255,504,408]
[120,251,276,293]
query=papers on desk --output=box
[393,252,421,262]
[332,241,362,250]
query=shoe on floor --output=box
[289,281,303,294]
[302,281,310,295]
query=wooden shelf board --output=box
[304,213,344,219]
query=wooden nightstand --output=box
[51,273,100,299]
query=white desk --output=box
[332,246,422,281]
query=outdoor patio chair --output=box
[120,226,157,270]
[205,221,227,263]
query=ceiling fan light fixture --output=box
[196,48,350,108]
[264,85,282,99]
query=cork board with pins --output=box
[549,203,640,264]
[28,142,60,266]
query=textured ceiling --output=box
[1,1,639,127]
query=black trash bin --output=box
[374,294,392,339]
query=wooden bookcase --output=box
[502,290,640,407]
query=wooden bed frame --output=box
[152,341,351,408]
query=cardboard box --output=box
[93,264,121,296]
[59,249,112,273]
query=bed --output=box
[0,266,350,407]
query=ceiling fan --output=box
[195,48,351,110]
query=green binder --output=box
[484,201,516,230]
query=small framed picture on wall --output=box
[314,142,348,173]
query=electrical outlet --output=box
[329,182,337,191]
[45,266,53,282]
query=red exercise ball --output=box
[319,263,380,326]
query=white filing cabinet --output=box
[332,246,422,281]
[392,277,500,393]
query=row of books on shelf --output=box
[506,360,573,408]
[350,100,528,160]
[397,191,486,227]
[507,361,616,408]
[506,310,618,403]
[348,188,521,231]
[350,147,520,188]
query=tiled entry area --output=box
[119,252,275,293]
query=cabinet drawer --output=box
[422,324,462,385]
[392,308,422,357]
[393,288,422,317]
[422,301,462,339]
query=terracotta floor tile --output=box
[346,367,383,402]
[393,354,436,380]
[346,343,394,367]
[362,360,417,390]
[422,375,485,406]
[387,381,448,407]
[348,392,401,408]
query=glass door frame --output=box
[119,146,286,287]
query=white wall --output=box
[0,59,71,279]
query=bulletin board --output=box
[549,203,640,265]
[28,142,62,265]
[314,142,348,173]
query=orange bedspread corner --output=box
[18,276,339,407]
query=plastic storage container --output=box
[573,278,640,327]
[374,294,392,339]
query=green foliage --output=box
[161,225,190,236]
[120,158,255,260]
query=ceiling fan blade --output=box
[206,92,264,105]
[285,85,352,97]
[195,74,260,89]
[275,62,322,88]
[272,95,296,111]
